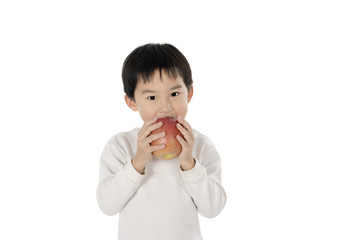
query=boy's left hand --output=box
[176,116,196,171]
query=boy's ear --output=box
[124,94,138,111]
[187,85,193,103]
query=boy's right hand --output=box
[132,118,165,174]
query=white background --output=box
[1,0,361,239]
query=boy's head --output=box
[122,43,193,100]
[122,43,194,122]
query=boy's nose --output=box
[159,99,173,113]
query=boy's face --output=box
[125,69,193,122]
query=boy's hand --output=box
[176,116,196,171]
[132,118,165,174]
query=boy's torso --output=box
[115,128,203,240]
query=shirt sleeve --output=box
[96,134,146,216]
[179,134,227,218]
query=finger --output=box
[176,135,188,149]
[141,118,158,131]
[177,116,192,131]
[139,120,163,140]
[149,144,165,152]
[177,117,194,142]
[177,123,193,144]
[138,118,157,137]
[145,121,163,136]
[146,131,166,144]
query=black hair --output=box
[122,43,193,100]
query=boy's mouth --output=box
[157,115,176,120]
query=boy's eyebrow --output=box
[141,89,157,94]
[170,84,182,90]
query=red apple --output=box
[150,117,183,160]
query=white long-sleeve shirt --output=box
[96,128,227,240]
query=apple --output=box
[150,117,183,160]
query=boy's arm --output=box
[96,135,145,216]
[179,137,227,218]
[97,120,165,216]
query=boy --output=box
[96,43,227,240]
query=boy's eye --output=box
[171,92,179,97]
[147,96,156,100]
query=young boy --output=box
[96,43,227,240]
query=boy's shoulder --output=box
[107,128,139,146]
[192,128,216,149]
[192,128,206,141]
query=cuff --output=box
[179,159,206,182]
[124,161,146,184]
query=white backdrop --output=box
[1,0,361,239]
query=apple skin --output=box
[150,117,183,160]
